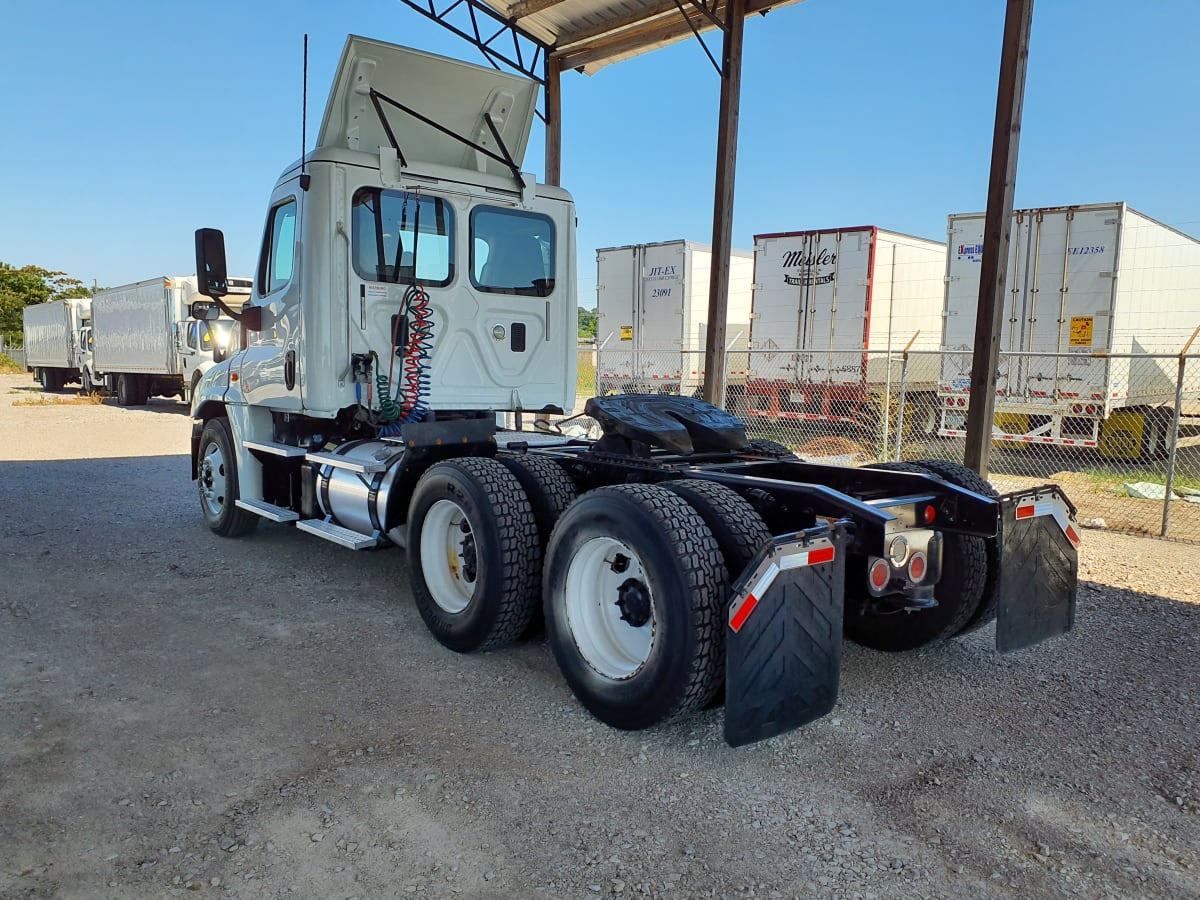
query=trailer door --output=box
[638,243,687,390]
[1021,208,1116,402]
[820,230,872,387]
[596,246,639,392]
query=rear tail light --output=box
[868,558,890,591]
[908,551,928,583]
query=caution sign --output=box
[1069,316,1094,347]
[620,325,634,341]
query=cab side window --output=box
[258,198,297,295]
[470,207,555,297]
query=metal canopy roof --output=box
[404,0,805,75]
[498,0,803,72]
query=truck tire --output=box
[197,417,259,538]
[408,457,540,653]
[842,461,988,651]
[496,453,578,551]
[900,459,1001,636]
[745,439,797,460]
[116,373,145,407]
[544,484,726,730]
[661,479,772,584]
[43,368,65,392]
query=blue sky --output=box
[1,0,1197,301]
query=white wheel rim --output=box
[419,499,477,614]
[564,537,655,681]
[198,440,227,519]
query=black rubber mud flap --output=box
[724,524,846,747]
[995,486,1080,653]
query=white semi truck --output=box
[746,227,946,431]
[594,240,753,401]
[22,297,92,391]
[939,203,1200,459]
[186,36,1080,747]
[88,276,250,405]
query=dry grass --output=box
[13,392,106,407]
[0,354,24,375]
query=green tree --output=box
[0,262,92,346]
[578,306,598,340]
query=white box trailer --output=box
[595,240,753,399]
[939,203,1200,458]
[22,297,92,391]
[91,275,251,405]
[746,227,946,429]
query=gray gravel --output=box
[1,372,1199,898]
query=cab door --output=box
[238,181,303,410]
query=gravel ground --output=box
[2,372,1199,900]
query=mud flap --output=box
[724,525,846,747]
[995,486,1079,653]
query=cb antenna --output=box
[300,33,311,191]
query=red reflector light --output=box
[729,593,759,633]
[908,552,927,582]
[1016,504,1034,519]
[1072,404,1082,414]
[923,504,936,524]
[868,558,890,591]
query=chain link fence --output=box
[576,343,1200,542]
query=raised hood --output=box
[317,36,538,179]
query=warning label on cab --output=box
[620,325,633,341]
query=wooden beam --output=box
[701,0,746,409]
[545,54,562,185]
[963,0,1034,477]
[508,0,570,19]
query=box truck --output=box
[746,227,946,432]
[939,203,1200,459]
[595,240,753,402]
[88,275,250,405]
[182,35,1078,747]
[22,297,92,391]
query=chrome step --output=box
[235,499,300,522]
[295,518,382,550]
[305,451,386,474]
[243,439,307,458]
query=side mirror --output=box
[189,300,220,321]
[195,228,229,298]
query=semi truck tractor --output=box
[595,240,753,402]
[22,297,92,391]
[939,204,1200,459]
[88,275,250,405]
[186,36,1080,747]
[746,227,946,432]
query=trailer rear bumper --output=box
[724,525,846,747]
[994,486,1080,653]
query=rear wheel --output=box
[197,417,258,538]
[544,484,726,730]
[116,373,146,406]
[496,453,578,551]
[408,457,540,652]
[43,368,65,392]
[660,480,771,584]
[843,461,988,651]
[903,459,1000,635]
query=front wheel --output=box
[407,457,540,652]
[196,417,258,538]
[544,484,726,730]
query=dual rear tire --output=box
[406,461,775,732]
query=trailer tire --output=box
[843,461,988,651]
[544,484,726,730]
[408,457,540,653]
[745,439,797,460]
[197,417,259,538]
[900,459,1001,635]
